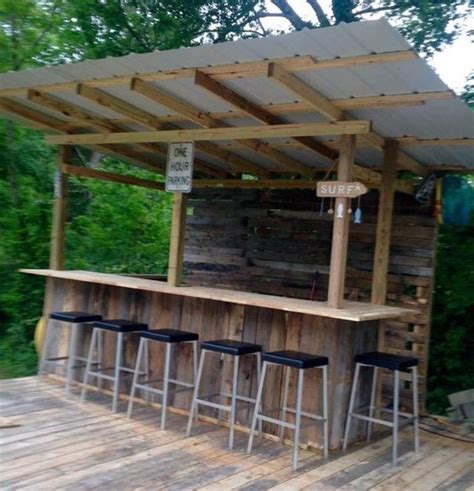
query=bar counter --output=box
[23,269,416,451]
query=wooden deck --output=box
[1,377,473,490]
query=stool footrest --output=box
[44,356,68,362]
[196,398,231,412]
[134,383,194,396]
[142,378,194,389]
[221,392,256,405]
[350,412,415,428]
[283,407,326,422]
[257,414,296,429]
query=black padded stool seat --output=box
[355,351,418,371]
[50,311,102,323]
[93,319,148,332]
[263,350,328,369]
[201,339,262,356]
[141,328,198,343]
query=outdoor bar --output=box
[3,18,473,462]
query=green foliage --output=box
[426,223,474,414]
[65,161,171,274]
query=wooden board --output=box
[20,269,414,322]
[1,376,471,490]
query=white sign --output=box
[166,142,194,193]
[316,181,367,198]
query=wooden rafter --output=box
[267,62,428,177]
[398,137,474,147]
[0,51,418,98]
[193,68,415,191]
[195,70,337,161]
[67,90,454,127]
[77,84,166,129]
[27,89,226,178]
[61,166,408,192]
[44,121,372,145]
[63,164,165,190]
[131,76,316,175]
[79,81,264,176]
[0,96,168,173]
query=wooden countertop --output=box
[21,269,416,322]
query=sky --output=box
[261,0,473,93]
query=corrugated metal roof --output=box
[0,18,472,171]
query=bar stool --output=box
[247,350,329,470]
[127,328,199,429]
[40,311,103,394]
[186,339,262,450]
[342,351,419,465]
[81,319,148,412]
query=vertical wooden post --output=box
[371,140,399,306]
[167,192,188,286]
[327,134,355,308]
[49,146,70,270]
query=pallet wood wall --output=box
[184,189,437,410]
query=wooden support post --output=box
[49,146,69,270]
[327,135,355,308]
[371,140,399,306]
[167,192,188,286]
[372,141,399,410]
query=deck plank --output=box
[0,376,472,490]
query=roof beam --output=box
[44,121,372,145]
[131,77,320,176]
[63,164,165,190]
[27,89,226,178]
[77,84,167,129]
[84,91,455,126]
[398,137,474,147]
[0,97,73,132]
[195,69,337,161]
[267,62,428,177]
[0,97,171,174]
[268,63,343,121]
[0,51,418,98]
[78,82,264,176]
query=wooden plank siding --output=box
[184,188,437,411]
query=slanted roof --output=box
[0,18,472,181]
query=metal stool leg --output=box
[127,337,145,418]
[292,368,304,470]
[247,361,268,454]
[97,328,103,390]
[81,328,97,403]
[161,342,172,430]
[367,366,378,441]
[143,338,150,403]
[65,323,79,394]
[342,362,361,451]
[392,369,400,465]
[322,364,329,459]
[186,349,207,436]
[228,354,240,450]
[192,341,199,420]
[255,352,263,438]
[412,366,420,454]
[279,365,291,442]
[112,332,123,413]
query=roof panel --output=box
[0,18,471,171]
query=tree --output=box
[56,0,473,59]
